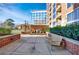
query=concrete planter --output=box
[47,32,79,55]
[46,32,49,37]
[0,34,20,48]
[47,33,62,46]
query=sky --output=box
[0,3,46,25]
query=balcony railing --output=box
[56,5,61,12]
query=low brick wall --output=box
[62,37,79,55]
[47,33,79,55]
[0,34,20,48]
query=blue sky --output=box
[0,3,46,25]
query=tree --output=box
[4,19,15,29]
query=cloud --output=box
[0,7,26,19]
[0,4,31,24]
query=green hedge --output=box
[0,28,11,35]
[46,28,50,32]
[11,30,21,34]
[50,23,79,41]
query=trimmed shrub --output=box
[50,23,79,41]
[11,30,21,34]
[0,28,11,35]
[46,28,50,32]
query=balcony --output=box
[56,4,61,11]
[56,16,61,21]
[56,12,61,18]
[56,16,62,26]
[56,6,61,18]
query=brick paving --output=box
[0,35,71,55]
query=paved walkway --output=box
[0,35,71,55]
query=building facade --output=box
[47,3,67,27]
[16,24,48,34]
[31,10,47,25]
[47,3,53,27]
[47,3,79,27]
[67,3,79,24]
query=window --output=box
[53,3,56,13]
[53,22,56,26]
[74,9,77,20]
[53,15,55,19]
[67,14,69,21]
[67,8,79,22]
[67,3,73,8]
[67,12,72,22]
[53,3,56,19]
[53,12,56,19]
[77,8,79,19]
[53,7,56,13]
[53,3,56,8]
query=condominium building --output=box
[31,10,47,25]
[34,20,47,25]
[47,3,53,27]
[16,24,48,34]
[47,3,67,27]
[47,3,79,27]
[67,3,79,24]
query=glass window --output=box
[67,3,73,8]
[74,9,77,20]
[67,8,79,22]
[53,14,54,19]
[53,3,56,13]
[77,8,79,19]
[53,7,56,13]
[53,14,55,19]
[53,12,56,19]
[67,13,71,21]
[53,3,56,8]
[53,22,56,25]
